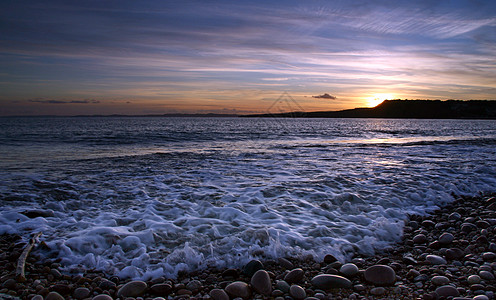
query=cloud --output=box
[29,98,100,104]
[312,93,337,100]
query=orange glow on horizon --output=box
[365,93,396,107]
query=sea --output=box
[1,116,496,280]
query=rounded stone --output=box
[431,276,450,286]
[289,285,306,300]
[311,274,352,290]
[413,234,428,244]
[446,248,464,260]
[426,254,447,265]
[186,279,202,291]
[116,280,147,298]
[225,281,251,299]
[364,265,396,286]
[209,288,229,300]
[479,270,495,280]
[92,295,113,300]
[438,233,454,245]
[482,252,496,261]
[324,254,338,264]
[461,223,477,232]
[73,287,91,300]
[284,268,304,284]
[278,258,294,269]
[45,292,64,300]
[150,283,172,295]
[275,280,290,293]
[243,260,264,277]
[251,270,272,296]
[473,295,490,300]
[340,263,359,277]
[370,287,386,296]
[468,275,482,284]
[435,285,460,297]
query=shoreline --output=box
[1,193,495,300]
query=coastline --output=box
[1,193,495,300]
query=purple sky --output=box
[1,0,496,115]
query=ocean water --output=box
[1,116,496,279]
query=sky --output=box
[1,0,496,116]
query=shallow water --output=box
[1,117,495,279]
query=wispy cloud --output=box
[312,93,337,100]
[28,98,100,104]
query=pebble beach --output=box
[1,193,496,300]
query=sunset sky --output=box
[1,0,496,115]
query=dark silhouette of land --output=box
[243,100,496,119]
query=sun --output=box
[366,93,395,107]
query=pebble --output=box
[311,274,352,290]
[482,252,496,261]
[431,275,450,286]
[364,265,396,286]
[289,284,306,299]
[323,254,338,264]
[209,288,229,300]
[225,281,251,299]
[479,270,495,280]
[243,260,264,277]
[186,279,202,291]
[73,287,91,299]
[278,258,294,269]
[473,295,489,300]
[275,280,290,293]
[150,283,172,295]
[435,285,460,297]
[251,270,272,296]
[413,234,429,244]
[426,254,447,265]
[439,232,454,244]
[284,268,304,283]
[116,280,147,298]
[339,263,359,277]
[92,295,113,300]
[468,275,482,284]
[370,287,386,296]
[45,292,64,300]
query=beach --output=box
[1,192,495,299]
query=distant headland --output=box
[242,100,496,119]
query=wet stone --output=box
[370,287,386,296]
[209,288,229,300]
[435,285,460,297]
[278,258,294,269]
[364,265,396,286]
[251,270,272,296]
[426,254,447,265]
[479,270,495,280]
[243,260,264,277]
[73,287,91,300]
[289,285,306,299]
[340,263,359,277]
[439,233,454,245]
[324,254,338,264]
[45,291,64,300]
[413,234,429,244]
[92,295,113,300]
[116,280,147,298]
[311,274,352,290]
[275,280,290,293]
[150,283,172,295]
[284,268,304,284]
[431,276,450,286]
[225,281,251,299]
